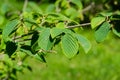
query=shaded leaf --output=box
[61,34,79,58]
[23,18,39,27]
[5,41,17,57]
[20,45,33,56]
[75,34,91,53]
[112,28,120,37]
[95,22,111,43]
[111,14,120,20]
[31,41,40,54]
[34,53,46,62]
[31,31,39,45]
[45,4,55,13]
[112,21,120,37]
[91,17,105,29]
[28,2,42,13]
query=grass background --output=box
[17,30,120,80]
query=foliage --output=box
[0,0,120,79]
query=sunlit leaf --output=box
[75,34,91,53]
[91,17,105,29]
[61,34,79,58]
[100,12,113,17]
[95,22,111,43]
[56,22,65,29]
[0,16,4,25]
[50,27,63,38]
[2,19,19,41]
[38,28,53,50]
[71,0,83,9]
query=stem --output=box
[20,0,28,20]
[15,38,31,43]
[82,2,95,13]
[13,32,34,40]
[66,23,91,29]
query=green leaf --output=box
[65,8,78,19]
[31,31,40,53]
[56,22,65,29]
[111,19,120,37]
[71,0,83,9]
[34,54,46,62]
[0,15,4,25]
[28,2,42,13]
[100,12,113,17]
[31,31,39,46]
[112,28,120,37]
[5,41,17,57]
[61,34,79,58]
[91,17,105,29]
[1,3,9,15]
[20,45,34,56]
[38,28,53,50]
[63,29,74,34]
[23,18,39,27]
[2,19,19,41]
[95,22,111,43]
[45,4,55,13]
[50,27,63,38]
[75,34,91,53]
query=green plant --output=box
[0,0,120,79]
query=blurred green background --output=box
[18,30,120,80]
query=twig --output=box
[15,38,31,43]
[38,49,57,54]
[82,2,95,13]
[12,32,33,40]
[66,23,91,29]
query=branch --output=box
[12,32,34,40]
[82,2,95,13]
[38,49,57,54]
[66,23,91,29]
[15,38,31,43]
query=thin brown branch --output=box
[82,2,95,13]
[38,49,57,54]
[12,32,33,40]
[15,38,31,43]
[66,23,91,29]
